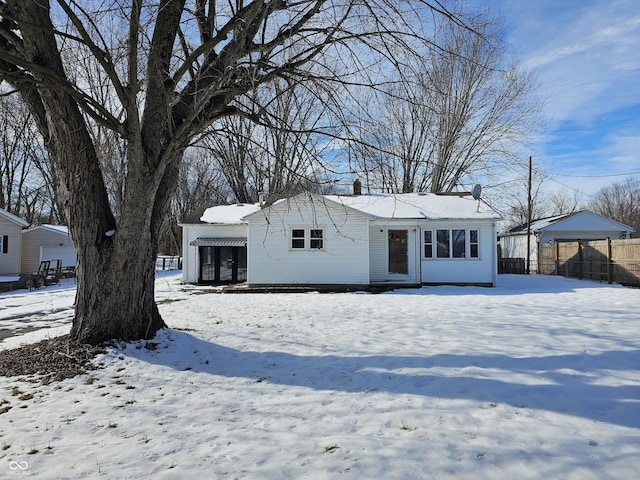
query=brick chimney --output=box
[353,179,362,196]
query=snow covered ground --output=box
[1,273,639,479]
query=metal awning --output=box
[189,237,247,247]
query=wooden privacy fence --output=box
[538,238,640,286]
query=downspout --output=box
[416,223,421,286]
[493,222,498,286]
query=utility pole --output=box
[526,156,532,275]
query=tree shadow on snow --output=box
[125,328,640,429]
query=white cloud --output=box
[605,132,640,171]
[478,0,640,198]
[493,0,640,126]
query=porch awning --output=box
[190,237,247,247]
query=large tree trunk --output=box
[69,155,179,345]
[8,0,170,346]
[70,219,166,345]
[48,96,170,345]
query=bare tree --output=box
[349,83,438,193]
[500,177,549,230]
[0,0,474,345]
[589,177,640,237]
[174,148,231,219]
[496,165,587,233]
[0,95,62,223]
[350,7,542,193]
[201,78,339,203]
[0,96,33,215]
[200,115,261,203]
[157,147,230,256]
[547,189,582,217]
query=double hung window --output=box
[291,229,306,249]
[424,231,433,258]
[309,229,324,249]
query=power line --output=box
[550,170,640,179]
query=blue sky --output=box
[479,0,640,198]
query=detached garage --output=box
[21,225,75,274]
[498,210,634,273]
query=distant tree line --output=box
[589,177,640,237]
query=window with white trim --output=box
[424,228,479,259]
[423,230,433,258]
[0,235,7,254]
[290,228,324,250]
[291,229,305,249]
[309,229,324,249]
[469,229,479,258]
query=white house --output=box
[182,191,501,287]
[0,208,29,276]
[21,224,75,274]
[498,210,634,273]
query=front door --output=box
[388,230,408,274]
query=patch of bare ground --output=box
[0,335,104,382]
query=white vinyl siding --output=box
[247,196,369,285]
[0,217,25,275]
[181,193,501,288]
[368,226,387,282]
[21,226,74,274]
[421,221,496,286]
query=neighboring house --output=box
[0,208,29,276]
[498,210,634,273]
[21,225,75,274]
[182,190,501,287]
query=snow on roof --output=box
[23,224,70,235]
[502,214,572,236]
[324,192,501,220]
[204,193,500,225]
[0,208,29,227]
[501,210,635,236]
[200,203,261,224]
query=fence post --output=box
[554,241,560,276]
[578,240,583,279]
[607,237,612,284]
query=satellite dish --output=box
[472,184,482,200]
